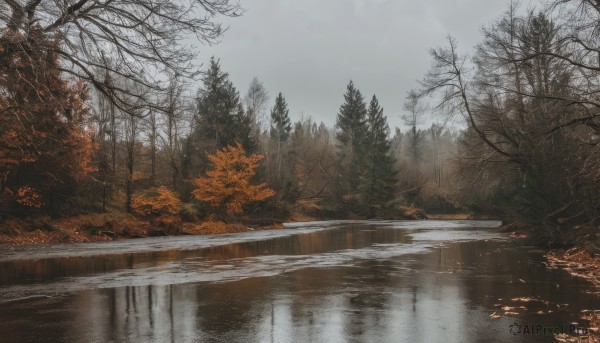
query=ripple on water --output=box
[0,220,503,300]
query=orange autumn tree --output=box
[0,27,94,212]
[193,143,275,215]
[132,187,181,217]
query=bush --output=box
[131,186,181,217]
[149,216,183,236]
[179,203,200,222]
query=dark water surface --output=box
[0,220,598,342]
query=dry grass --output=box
[0,214,264,245]
[0,213,151,245]
[182,220,248,235]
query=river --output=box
[0,220,598,342]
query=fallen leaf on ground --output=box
[511,297,537,302]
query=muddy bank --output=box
[0,214,283,246]
[0,203,431,246]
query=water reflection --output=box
[0,221,599,342]
[0,225,413,287]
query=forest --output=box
[0,0,599,248]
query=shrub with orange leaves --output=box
[15,187,43,208]
[193,143,275,215]
[131,187,181,217]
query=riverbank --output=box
[0,203,434,245]
[0,213,284,245]
[546,248,600,290]
[546,248,600,342]
[510,221,600,342]
[478,220,600,341]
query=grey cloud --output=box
[197,0,532,130]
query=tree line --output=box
[5,0,596,237]
[0,0,457,222]
[0,42,458,220]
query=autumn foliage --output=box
[132,187,181,217]
[14,187,43,209]
[0,27,94,211]
[193,144,275,215]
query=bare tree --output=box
[161,74,189,190]
[0,0,242,113]
[418,6,600,227]
[244,77,270,129]
[419,36,519,162]
[124,109,138,213]
[147,110,157,185]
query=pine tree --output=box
[270,93,292,142]
[195,57,255,151]
[187,57,257,180]
[269,93,294,197]
[335,81,368,200]
[233,103,258,154]
[362,95,397,207]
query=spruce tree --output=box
[270,93,292,142]
[269,92,294,197]
[233,103,258,154]
[335,81,368,199]
[195,57,234,148]
[362,95,397,207]
[194,57,256,152]
[185,57,257,182]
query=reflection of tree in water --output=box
[71,284,201,342]
[342,259,395,340]
[4,224,600,342]
[0,224,412,289]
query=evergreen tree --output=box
[233,103,259,154]
[362,95,397,207]
[335,81,368,199]
[194,57,255,151]
[270,93,292,142]
[269,93,294,198]
[186,57,257,182]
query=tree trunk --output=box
[149,112,157,185]
[111,102,117,174]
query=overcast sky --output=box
[196,0,539,130]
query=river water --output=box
[0,220,598,342]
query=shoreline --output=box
[0,213,285,246]
[546,248,600,342]
[0,212,492,246]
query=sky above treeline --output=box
[197,0,538,130]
